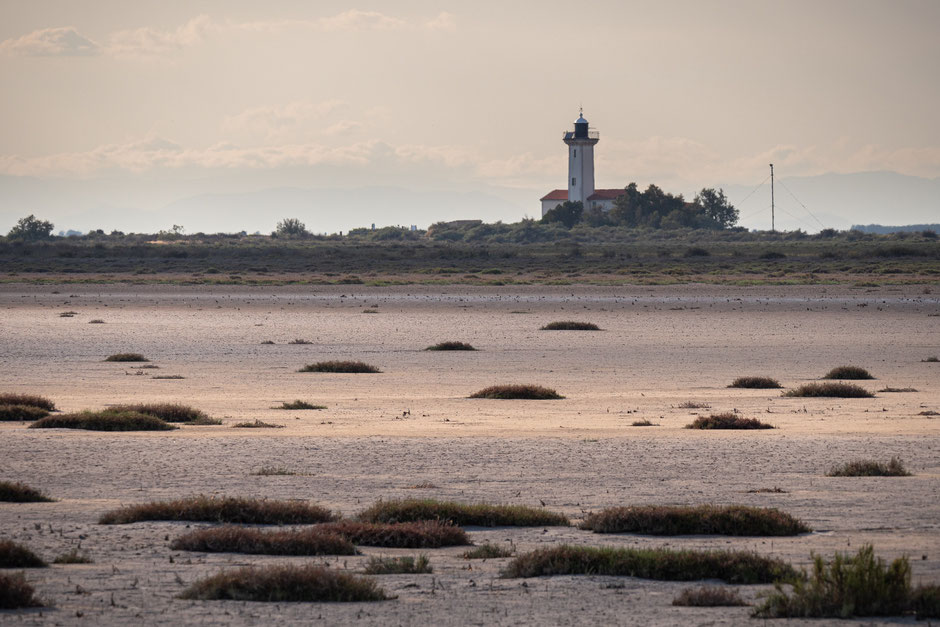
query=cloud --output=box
[0,26,100,56]
[221,101,346,141]
[108,15,212,57]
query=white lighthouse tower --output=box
[564,109,599,205]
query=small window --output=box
[573,149,577,157]
[571,177,576,185]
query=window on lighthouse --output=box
[571,177,576,185]
[573,149,576,157]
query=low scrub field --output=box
[539,321,601,331]
[108,403,208,422]
[686,413,774,429]
[502,545,797,584]
[299,361,381,373]
[178,564,389,602]
[784,382,874,398]
[0,481,54,503]
[822,366,874,380]
[170,526,356,556]
[728,376,781,389]
[469,384,564,400]
[29,410,176,431]
[0,393,56,411]
[0,572,44,609]
[579,505,810,536]
[358,499,569,527]
[463,544,514,559]
[0,540,47,568]
[425,341,477,351]
[99,495,336,525]
[317,520,470,548]
[827,457,912,477]
[363,555,432,575]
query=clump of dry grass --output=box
[178,564,389,602]
[170,526,356,555]
[923,356,939,363]
[686,413,774,430]
[540,321,601,331]
[232,419,284,429]
[274,400,326,410]
[29,410,176,431]
[579,505,810,536]
[0,572,44,609]
[783,383,874,398]
[358,499,569,527]
[53,548,93,564]
[673,586,748,606]
[911,584,940,619]
[502,545,796,584]
[0,405,50,421]
[631,419,658,427]
[363,555,432,575]
[109,403,208,422]
[469,384,564,400]
[0,541,47,568]
[99,495,336,525]
[287,339,313,345]
[729,376,782,389]
[299,361,381,373]
[152,374,185,380]
[0,481,54,503]
[317,520,470,548]
[463,544,514,559]
[0,393,55,411]
[826,457,911,477]
[822,366,874,380]
[678,401,710,409]
[425,341,477,351]
[104,353,148,362]
[747,487,788,494]
[88,319,105,324]
[251,466,297,476]
[877,387,918,393]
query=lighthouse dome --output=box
[575,114,588,125]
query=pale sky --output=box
[1,0,938,232]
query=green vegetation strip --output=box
[0,405,50,421]
[109,403,208,422]
[178,564,389,602]
[99,495,336,525]
[29,411,176,431]
[502,545,797,584]
[579,505,810,536]
[317,520,470,548]
[358,499,569,527]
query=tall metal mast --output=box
[769,163,775,232]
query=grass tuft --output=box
[502,545,796,584]
[358,499,569,527]
[911,584,940,619]
[686,413,774,429]
[783,382,874,398]
[99,495,336,525]
[299,361,381,373]
[252,466,297,476]
[109,403,208,422]
[822,365,874,380]
[178,564,389,602]
[729,376,782,389]
[631,419,658,427]
[104,353,148,362]
[425,341,477,351]
[826,457,911,477]
[0,481,54,503]
[0,405,50,421]
[232,419,284,429]
[274,400,326,410]
[88,319,105,324]
[579,505,810,536]
[469,384,564,400]
[678,401,710,409]
[877,387,917,393]
[0,541,47,568]
[53,548,93,564]
[463,544,514,559]
[29,410,176,431]
[363,555,431,575]
[673,585,748,606]
[317,520,470,548]
[540,321,601,331]
[0,393,56,411]
[170,526,356,555]
[923,356,939,363]
[0,572,44,609]
[287,339,313,345]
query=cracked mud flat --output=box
[1,283,938,625]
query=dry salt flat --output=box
[0,283,938,625]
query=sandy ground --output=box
[0,283,938,625]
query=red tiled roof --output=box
[540,189,625,202]
[540,189,568,201]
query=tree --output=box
[694,188,738,229]
[541,201,583,229]
[7,214,54,241]
[274,218,309,238]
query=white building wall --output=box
[566,142,596,205]
[541,198,565,217]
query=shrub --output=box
[274,400,326,410]
[469,385,564,400]
[783,383,873,398]
[673,586,748,606]
[502,545,796,584]
[827,457,911,477]
[88,319,105,324]
[287,339,312,345]
[425,341,477,351]
[678,401,710,409]
[358,499,569,527]
[178,564,388,602]
[317,520,470,548]
[170,526,356,555]
[0,405,50,421]
[251,466,297,476]
[823,366,874,380]
[299,361,381,373]
[53,548,93,564]
[104,353,149,362]
[0,541,46,568]
[463,544,514,559]
[911,584,940,619]
[579,505,810,536]
[753,545,910,618]
[109,403,208,422]
[877,387,917,393]
[729,376,781,389]
[631,419,657,427]
[0,393,55,411]
[29,411,176,431]
[923,356,939,363]
[99,495,336,525]
[363,555,431,575]
[540,321,601,331]
[232,419,284,428]
[686,413,774,429]
[0,572,43,609]
[0,481,54,503]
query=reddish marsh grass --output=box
[463,544,514,559]
[317,520,470,548]
[108,403,208,422]
[673,586,748,606]
[170,526,356,555]
[0,481,54,503]
[0,405,50,421]
[0,573,44,609]
[686,413,774,429]
[0,540,46,568]
[299,361,381,373]
[29,411,176,431]
[178,564,389,602]
[469,384,564,400]
[827,457,911,477]
[358,499,569,527]
[729,376,782,389]
[99,495,336,525]
[363,555,432,574]
[579,505,810,536]
[783,383,874,398]
[0,393,55,411]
